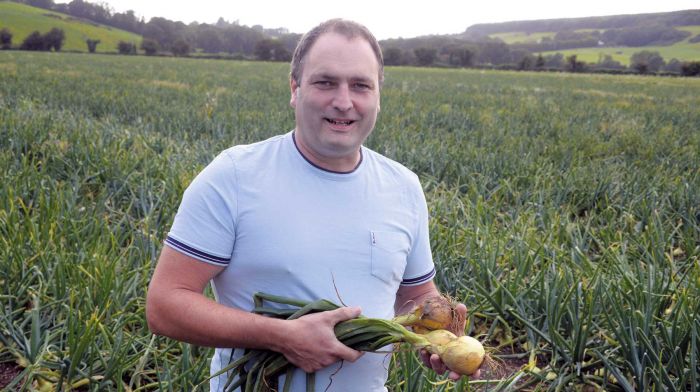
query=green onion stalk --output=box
[196,292,442,392]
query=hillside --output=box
[460,9,700,64]
[464,10,700,36]
[0,1,141,53]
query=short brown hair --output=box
[290,19,384,87]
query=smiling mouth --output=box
[325,118,355,126]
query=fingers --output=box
[419,349,431,367]
[429,353,447,375]
[281,306,363,372]
[327,306,362,324]
[328,307,363,362]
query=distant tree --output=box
[117,41,136,55]
[44,27,65,51]
[277,33,301,54]
[535,54,545,69]
[20,31,47,51]
[171,39,190,56]
[544,53,565,69]
[143,17,186,51]
[273,44,291,62]
[67,0,110,24]
[680,61,700,76]
[254,39,275,60]
[630,50,665,73]
[111,10,144,34]
[510,48,530,68]
[414,47,436,66]
[383,47,403,66]
[595,54,625,70]
[140,38,159,55]
[476,41,510,65]
[663,58,683,73]
[517,54,535,70]
[251,38,289,61]
[566,55,586,72]
[27,0,54,9]
[446,45,474,67]
[0,28,12,49]
[194,24,223,53]
[86,38,100,53]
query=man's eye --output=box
[353,83,371,90]
[314,81,333,87]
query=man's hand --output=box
[277,306,364,373]
[418,303,482,380]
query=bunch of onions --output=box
[203,292,485,392]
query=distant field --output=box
[0,1,141,53]
[490,25,700,64]
[541,26,700,65]
[489,31,556,44]
[539,42,700,65]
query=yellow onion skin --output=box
[435,336,485,376]
[418,296,455,330]
[423,329,457,346]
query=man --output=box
[146,19,475,391]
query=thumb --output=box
[453,303,467,336]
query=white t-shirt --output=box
[166,131,435,391]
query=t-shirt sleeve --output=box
[165,152,237,266]
[401,177,435,286]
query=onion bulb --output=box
[394,295,458,332]
[432,335,485,376]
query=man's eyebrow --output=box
[309,73,339,81]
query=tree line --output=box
[11,0,301,58]
[3,0,700,76]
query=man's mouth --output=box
[325,118,355,126]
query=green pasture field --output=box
[537,26,700,65]
[0,1,141,53]
[539,44,700,66]
[1,51,699,391]
[490,26,700,64]
[489,31,556,44]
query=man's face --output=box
[290,32,381,172]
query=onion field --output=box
[1,51,699,391]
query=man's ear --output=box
[290,78,299,108]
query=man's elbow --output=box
[145,291,167,336]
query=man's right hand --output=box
[276,306,364,373]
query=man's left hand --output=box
[418,303,482,380]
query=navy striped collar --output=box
[291,131,363,175]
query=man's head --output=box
[288,19,383,173]
[290,19,384,88]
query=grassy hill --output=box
[469,10,700,65]
[0,1,141,53]
[492,26,700,65]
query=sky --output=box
[78,0,700,40]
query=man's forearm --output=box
[146,287,289,350]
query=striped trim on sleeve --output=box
[401,267,436,286]
[164,236,230,266]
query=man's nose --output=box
[332,84,353,112]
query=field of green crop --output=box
[0,1,141,53]
[1,50,699,391]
